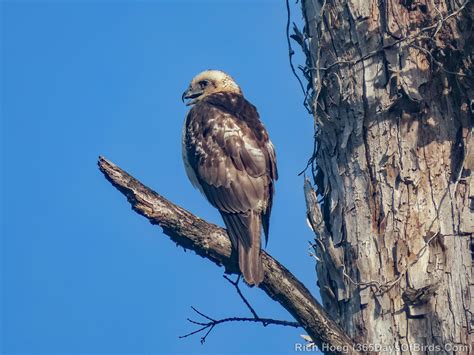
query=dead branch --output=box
[223,275,261,320]
[180,306,300,344]
[180,275,301,343]
[98,156,357,354]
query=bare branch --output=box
[179,275,299,343]
[98,156,358,354]
[223,275,261,320]
[180,306,301,344]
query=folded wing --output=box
[183,93,277,285]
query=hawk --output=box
[182,70,278,286]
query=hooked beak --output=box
[182,87,204,106]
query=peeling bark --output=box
[301,0,473,351]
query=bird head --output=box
[182,70,242,106]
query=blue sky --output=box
[2,1,321,354]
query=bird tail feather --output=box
[221,211,264,286]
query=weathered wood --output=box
[300,0,473,351]
[98,156,357,354]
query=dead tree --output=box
[298,0,474,351]
[99,0,473,353]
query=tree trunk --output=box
[300,0,473,352]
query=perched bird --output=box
[181,70,278,286]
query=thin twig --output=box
[179,307,301,344]
[223,275,261,321]
[180,275,302,344]
[191,306,216,322]
[286,0,313,114]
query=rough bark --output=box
[97,156,356,354]
[300,0,473,352]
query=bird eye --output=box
[199,80,208,89]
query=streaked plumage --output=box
[182,70,277,286]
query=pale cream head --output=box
[182,70,242,105]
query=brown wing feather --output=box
[183,92,277,285]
